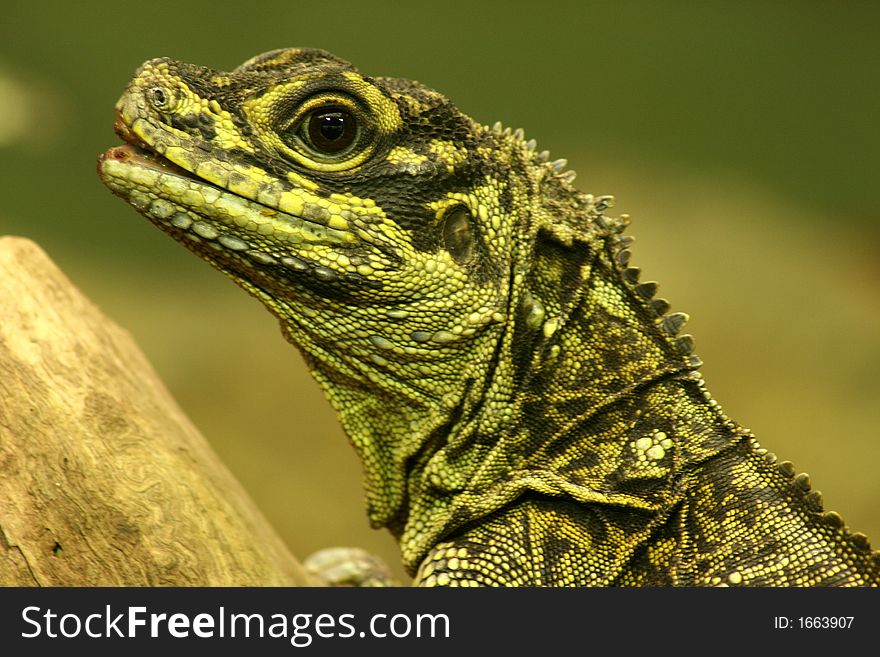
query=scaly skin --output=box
[98,48,879,586]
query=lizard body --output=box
[98,48,879,586]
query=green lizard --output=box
[98,48,879,586]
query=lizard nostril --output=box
[148,85,172,110]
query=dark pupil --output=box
[318,114,345,140]
[307,109,356,153]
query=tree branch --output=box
[0,237,315,585]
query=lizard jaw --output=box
[106,109,199,181]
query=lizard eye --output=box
[276,92,375,171]
[302,106,358,154]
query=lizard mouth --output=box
[96,85,406,293]
[97,108,383,294]
[99,110,207,183]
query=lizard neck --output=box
[394,229,742,571]
[282,277,509,532]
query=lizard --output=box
[97,47,879,586]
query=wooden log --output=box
[0,236,315,586]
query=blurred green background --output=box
[1,1,878,582]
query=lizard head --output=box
[98,47,614,529]
[99,48,523,384]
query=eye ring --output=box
[275,92,376,171]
